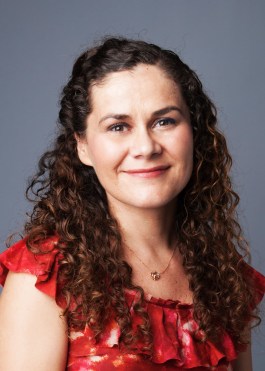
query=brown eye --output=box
[108,123,129,132]
[155,118,176,128]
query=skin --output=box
[231,341,252,370]
[77,64,194,212]
[77,64,194,302]
[0,272,68,370]
[0,63,252,370]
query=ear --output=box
[75,133,93,167]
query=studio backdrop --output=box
[0,0,264,368]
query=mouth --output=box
[123,165,170,178]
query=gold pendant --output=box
[151,271,161,281]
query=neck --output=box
[108,198,177,256]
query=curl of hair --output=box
[25,37,259,352]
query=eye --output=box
[108,123,129,132]
[155,118,176,128]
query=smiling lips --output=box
[124,165,170,178]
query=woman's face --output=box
[77,64,193,211]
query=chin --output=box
[118,194,178,210]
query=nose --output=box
[129,127,162,158]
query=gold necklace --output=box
[127,244,177,281]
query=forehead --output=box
[89,64,186,114]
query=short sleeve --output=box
[240,260,265,309]
[0,237,65,308]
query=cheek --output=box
[169,127,193,162]
[182,124,193,147]
[88,136,124,174]
[184,135,194,162]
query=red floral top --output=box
[0,237,265,371]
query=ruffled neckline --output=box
[127,289,238,367]
[143,291,193,309]
[69,287,239,368]
[1,237,265,370]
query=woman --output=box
[0,37,264,371]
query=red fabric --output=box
[1,238,265,371]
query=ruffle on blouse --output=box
[1,238,265,370]
[0,237,65,307]
[240,259,265,309]
[69,273,265,369]
[68,290,238,369]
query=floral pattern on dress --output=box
[1,238,265,370]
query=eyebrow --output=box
[98,105,183,124]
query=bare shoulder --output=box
[0,271,68,371]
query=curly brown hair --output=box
[25,37,259,351]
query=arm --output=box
[230,334,252,371]
[0,271,68,371]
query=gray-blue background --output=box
[0,0,264,368]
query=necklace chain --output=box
[126,244,177,281]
